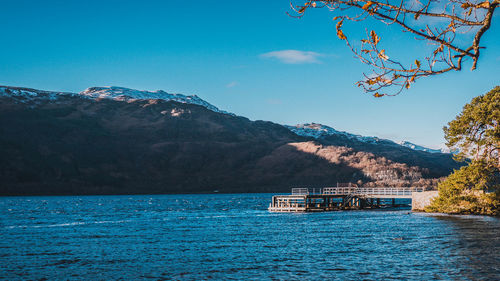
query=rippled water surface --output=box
[1,194,499,280]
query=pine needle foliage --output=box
[427,86,500,215]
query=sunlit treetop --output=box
[444,86,499,169]
[290,0,499,97]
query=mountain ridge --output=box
[1,85,445,154]
[0,85,461,195]
[287,123,447,154]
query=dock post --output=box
[269,186,421,212]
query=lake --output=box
[1,194,499,280]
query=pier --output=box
[268,185,428,212]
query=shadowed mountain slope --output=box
[0,86,462,195]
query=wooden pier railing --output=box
[291,187,424,197]
[270,186,429,212]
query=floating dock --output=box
[268,185,427,212]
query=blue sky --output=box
[1,0,499,149]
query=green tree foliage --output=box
[444,86,500,169]
[428,86,500,215]
[426,161,500,215]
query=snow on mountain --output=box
[398,141,444,153]
[0,85,232,115]
[0,86,70,101]
[286,123,384,144]
[1,85,447,154]
[287,123,447,154]
[79,86,232,115]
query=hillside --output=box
[0,86,462,195]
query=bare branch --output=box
[290,0,498,96]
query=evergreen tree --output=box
[427,86,500,215]
[444,86,500,169]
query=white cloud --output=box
[260,50,323,64]
[266,98,283,105]
[226,81,238,88]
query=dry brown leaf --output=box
[461,2,473,9]
[337,29,347,40]
[410,72,417,82]
[433,44,444,55]
[477,1,490,8]
[378,49,389,61]
[370,30,380,45]
[336,20,347,40]
[362,1,375,10]
[366,79,377,85]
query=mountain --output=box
[0,85,461,195]
[0,86,230,114]
[80,86,234,115]
[287,123,446,153]
[398,141,444,154]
